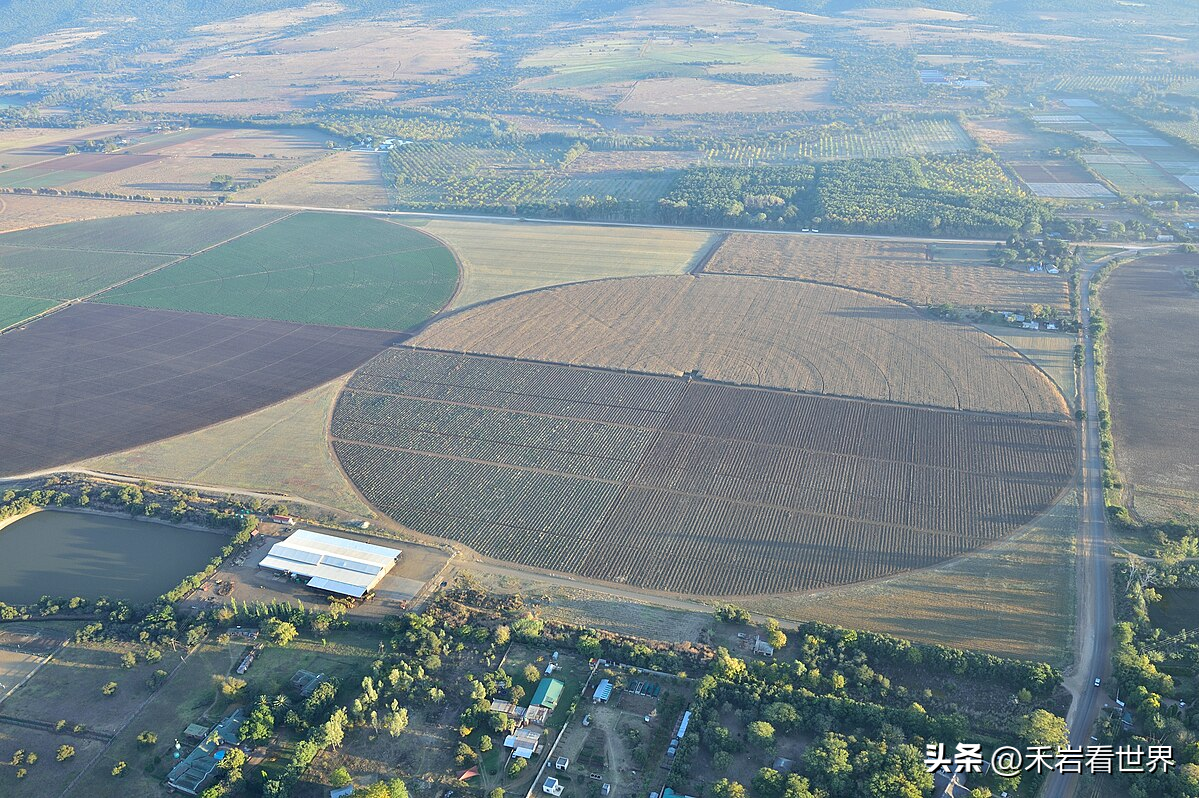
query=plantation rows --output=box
[583,490,982,594]
[333,350,1076,595]
[701,119,973,165]
[666,383,1077,475]
[334,441,621,542]
[332,393,653,481]
[362,348,684,413]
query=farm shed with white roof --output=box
[259,529,401,598]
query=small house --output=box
[531,677,565,711]
[753,636,775,657]
[593,679,613,703]
[543,777,564,797]
[331,788,355,798]
[555,756,570,770]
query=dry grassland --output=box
[139,24,484,113]
[1104,254,1199,516]
[618,76,830,115]
[0,194,186,234]
[190,1,345,41]
[144,127,330,158]
[415,274,1069,417]
[237,151,389,209]
[416,218,716,309]
[67,156,282,198]
[854,22,1087,49]
[82,375,372,517]
[0,125,131,155]
[704,233,1069,311]
[741,491,1078,664]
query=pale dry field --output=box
[618,76,830,114]
[137,24,485,113]
[83,375,372,516]
[415,218,716,309]
[67,155,292,198]
[979,325,1077,407]
[0,194,188,234]
[742,490,1078,664]
[238,151,389,209]
[415,274,1070,417]
[0,125,132,154]
[144,127,330,158]
[704,233,1070,311]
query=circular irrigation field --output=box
[333,276,1076,596]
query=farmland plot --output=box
[0,194,187,235]
[1103,254,1199,520]
[418,218,714,308]
[415,274,1070,418]
[0,303,395,477]
[97,212,458,330]
[703,233,1069,312]
[333,349,1075,595]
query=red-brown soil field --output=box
[0,303,397,477]
[332,348,1076,595]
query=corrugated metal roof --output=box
[260,529,400,597]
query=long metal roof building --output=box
[259,529,401,598]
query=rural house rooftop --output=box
[531,677,565,710]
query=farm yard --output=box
[0,303,394,477]
[413,274,1071,417]
[417,218,715,308]
[84,376,374,517]
[1102,254,1199,521]
[702,233,1069,312]
[332,348,1075,596]
[96,212,459,330]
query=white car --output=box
[1094,677,1102,687]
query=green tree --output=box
[1018,709,1068,749]
[330,767,352,788]
[522,664,541,684]
[56,745,75,762]
[264,618,298,647]
[102,681,118,696]
[747,720,775,749]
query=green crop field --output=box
[0,247,173,301]
[97,212,459,330]
[0,208,291,327]
[0,207,284,255]
[0,294,57,329]
[1085,158,1186,195]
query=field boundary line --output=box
[688,230,727,273]
[83,210,298,303]
[0,637,64,710]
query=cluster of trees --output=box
[992,236,1081,272]
[1100,560,1199,798]
[662,618,1065,798]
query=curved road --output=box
[1041,257,1120,798]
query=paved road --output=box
[1041,259,1118,798]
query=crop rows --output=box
[701,119,973,164]
[333,349,1076,595]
